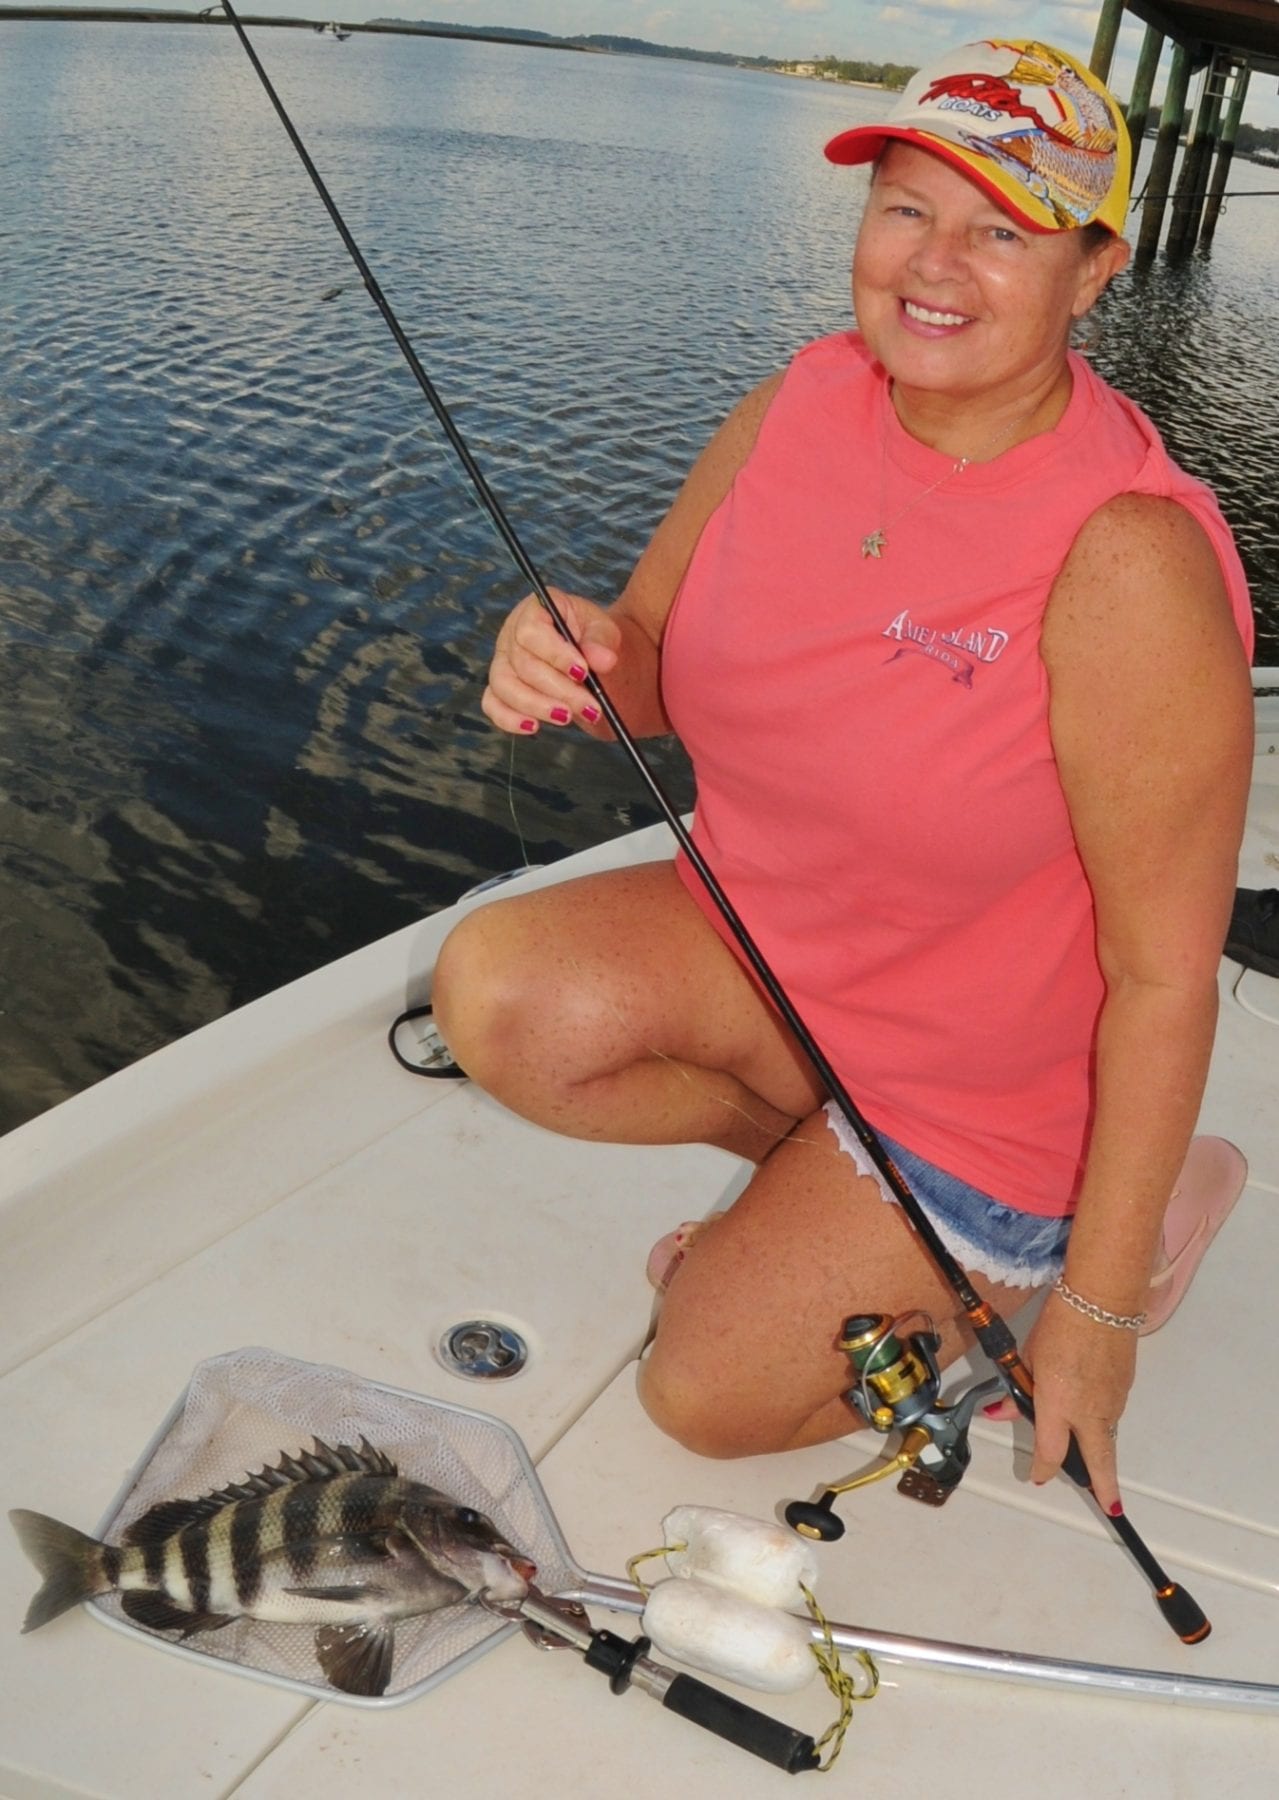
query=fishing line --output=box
[505,738,533,874]
[213,0,1209,1643]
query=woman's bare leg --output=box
[431,861,826,1163]
[639,1109,1037,1458]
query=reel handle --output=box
[782,1496,846,1542]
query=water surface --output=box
[2,23,1276,1130]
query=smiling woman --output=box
[428,40,1255,1515]
[851,145,1128,427]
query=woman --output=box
[432,41,1254,1514]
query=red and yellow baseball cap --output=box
[824,40,1131,235]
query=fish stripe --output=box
[255,1484,292,1562]
[204,1498,243,1615]
[102,1544,122,1586]
[181,1521,212,1616]
[339,1474,395,1541]
[231,1501,263,1609]
[282,1483,322,1581]
[143,1535,167,1590]
[163,1529,192,1608]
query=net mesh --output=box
[90,1347,581,1703]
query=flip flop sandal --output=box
[646,1221,710,1293]
[1139,1136,1247,1336]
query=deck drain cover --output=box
[438,1320,528,1379]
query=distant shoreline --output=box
[0,11,893,82]
[0,9,596,51]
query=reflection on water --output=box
[1,23,1277,1130]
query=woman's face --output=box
[852,140,1129,404]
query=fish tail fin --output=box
[9,1508,111,1632]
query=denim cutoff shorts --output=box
[823,1104,1072,1289]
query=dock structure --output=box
[1088,0,1279,255]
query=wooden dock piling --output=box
[1200,63,1252,246]
[1094,0,1278,256]
[1135,42,1192,260]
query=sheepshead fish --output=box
[10,1437,535,1696]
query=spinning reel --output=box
[785,1313,1004,1541]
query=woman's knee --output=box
[637,1356,764,1459]
[431,903,535,1089]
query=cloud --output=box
[907,0,1036,14]
[783,0,831,14]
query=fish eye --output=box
[455,1506,481,1527]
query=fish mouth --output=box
[475,1550,537,1605]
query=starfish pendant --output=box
[861,529,887,560]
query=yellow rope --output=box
[625,1545,878,1772]
[625,1541,687,1593]
[801,1581,879,1772]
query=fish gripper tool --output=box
[510,1589,821,1774]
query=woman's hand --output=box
[983,1289,1138,1515]
[482,587,622,736]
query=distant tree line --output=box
[570,33,774,66]
[793,56,916,90]
[1236,122,1279,159]
[374,21,773,65]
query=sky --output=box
[45,1,1279,127]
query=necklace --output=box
[861,397,1027,560]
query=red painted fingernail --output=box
[550,706,570,724]
[981,1403,1003,1418]
[519,718,537,734]
[1108,1500,1124,1518]
[581,705,601,723]
[569,663,587,682]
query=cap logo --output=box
[922,72,1059,134]
[920,42,1120,229]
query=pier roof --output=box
[1128,0,1279,76]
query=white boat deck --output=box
[2,693,1277,1799]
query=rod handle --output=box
[661,1674,820,1773]
[1155,1582,1212,1643]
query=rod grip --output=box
[1155,1583,1212,1644]
[661,1674,820,1773]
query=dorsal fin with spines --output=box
[123,1439,399,1545]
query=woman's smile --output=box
[900,298,974,334]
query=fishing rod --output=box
[211,1,1208,1645]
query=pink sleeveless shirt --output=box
[661,333,1254,1215]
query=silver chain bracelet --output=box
[1052,1275,1147,1331]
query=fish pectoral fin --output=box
[283,1583,387,1604]
[120,1590,234,1638]
[314,1620,396,1697]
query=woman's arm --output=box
[482,371,785,740]
[1025,491,1253,1507]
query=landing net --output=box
[90,1347,581,1705]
